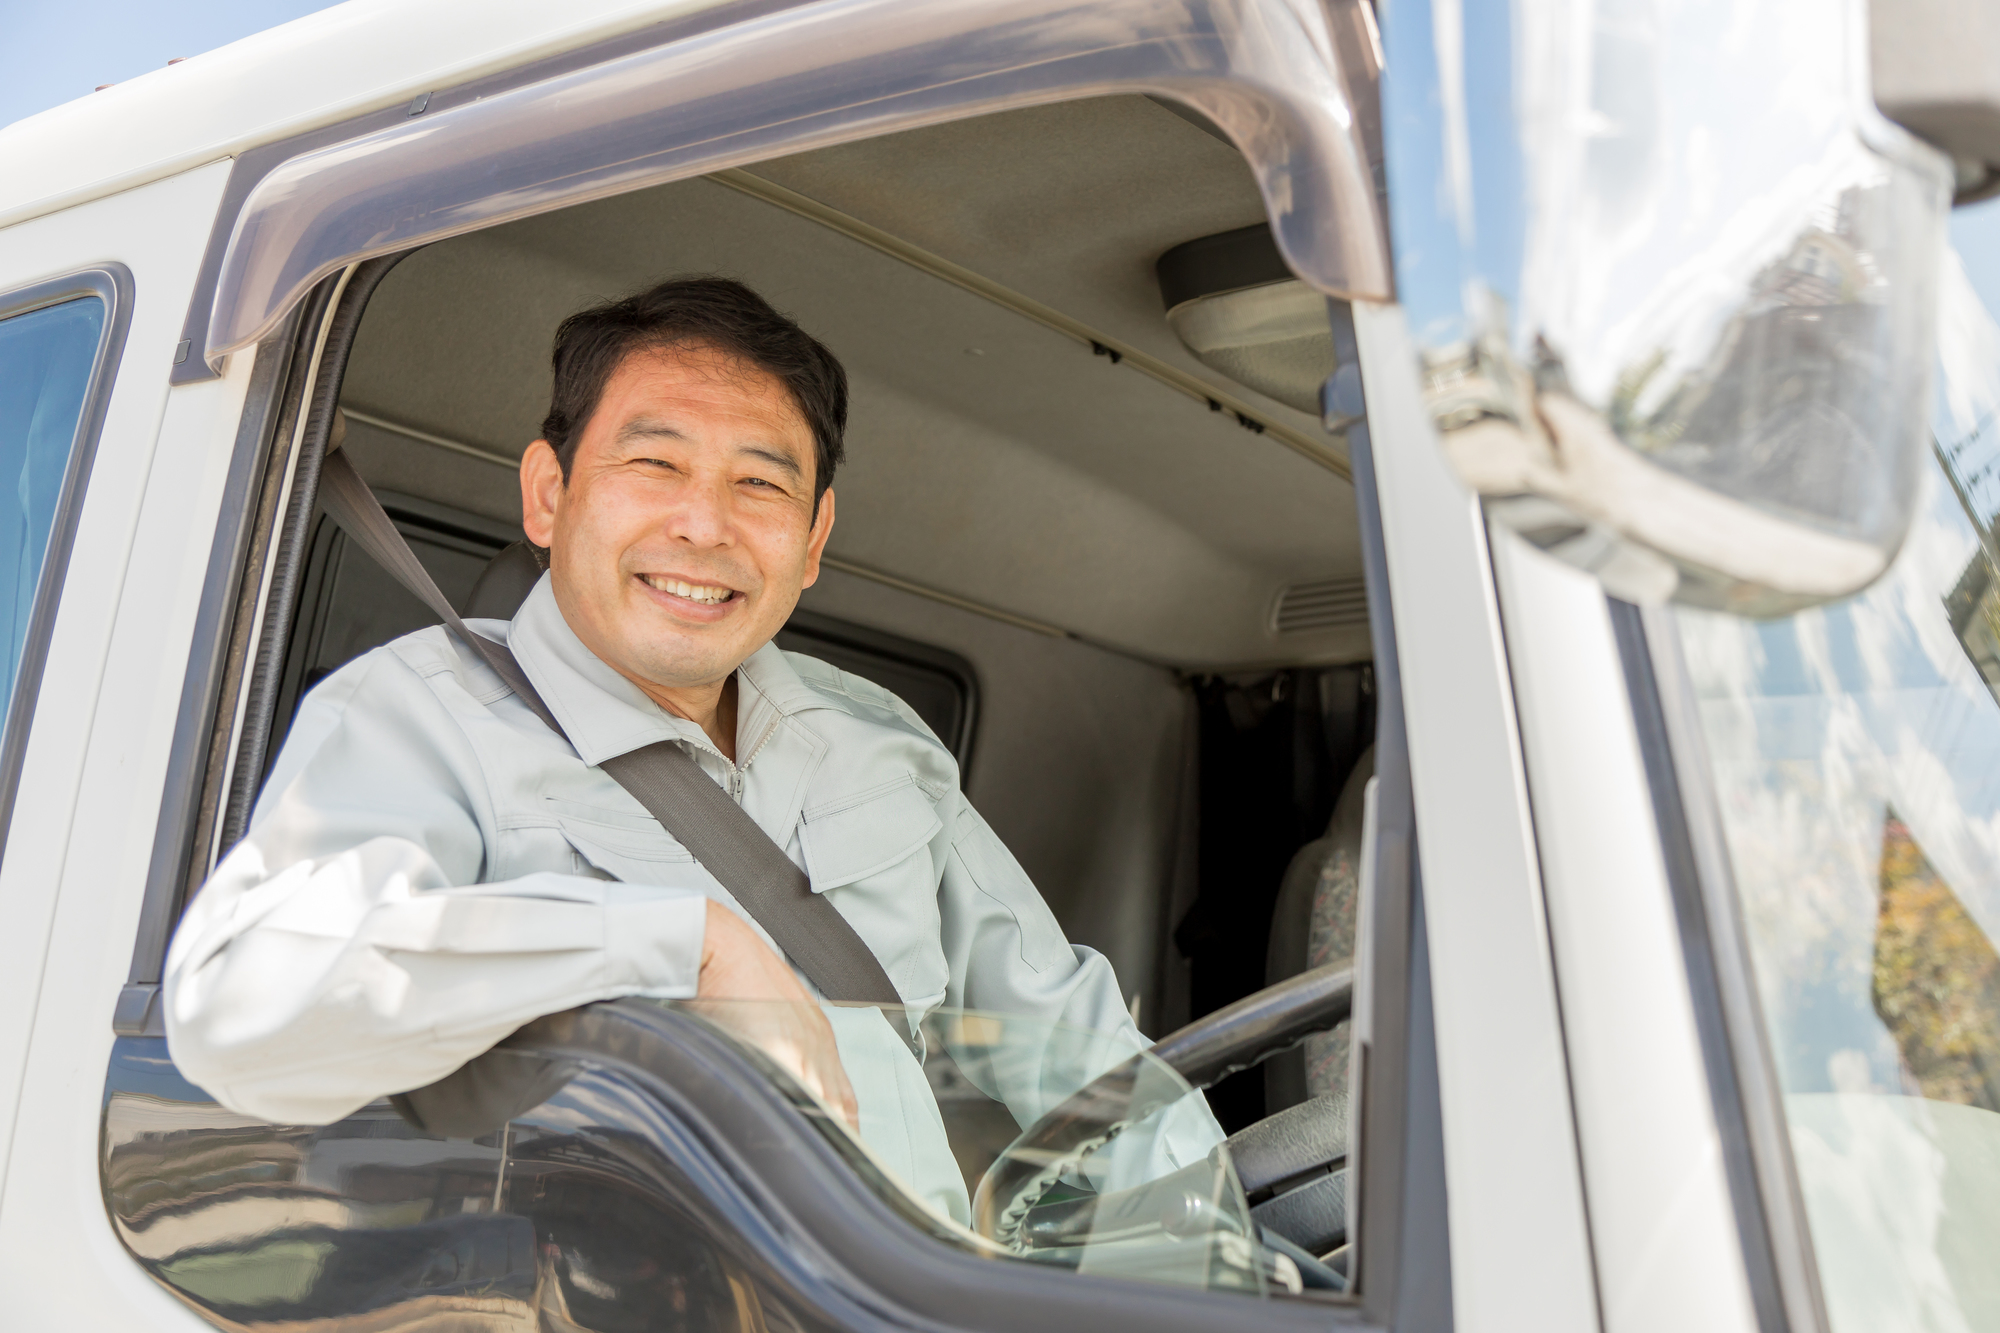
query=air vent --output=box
[1272,577,1369,635]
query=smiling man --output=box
[161,278,1190,1220]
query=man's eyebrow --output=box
[738,444,804,481]
[616,417,687,442]
[616,418,805,482]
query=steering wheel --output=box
[970,963,1353,1250]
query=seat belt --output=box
[316,444,902,1007]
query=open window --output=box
[106,4,1444,1328]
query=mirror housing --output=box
[1381,0,1953,614]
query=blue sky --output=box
[0,0,339,131]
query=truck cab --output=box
[0,1,1995,1330]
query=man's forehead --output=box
[615,340,785,396]
[604,344,809,434]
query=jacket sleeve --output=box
[163,648,707,1126]
[937,799,1222,1175]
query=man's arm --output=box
[164,646,709,1125]
[939,802,1158,1110]
[937,799,1224,1180]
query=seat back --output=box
[1263,745,1373,1112]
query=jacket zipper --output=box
[684,703,776,804]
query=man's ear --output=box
[800,488,835,590]
[520,440,563,548]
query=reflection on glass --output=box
[1673,199,2000,1332]
[1392,0,1950,609]
[1873,811,2000,1114]
[658,1000,1309,1296]
[104,1000,1347,1323]
[0,295,102,713]
[1942,551,2000,705]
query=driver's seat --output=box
[1262,745,1372,1113]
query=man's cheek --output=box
[746,516,812,573]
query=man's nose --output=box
[664,474,736,547]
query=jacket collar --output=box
[507,574,848,766]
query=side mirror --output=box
[1381,0,1953,614]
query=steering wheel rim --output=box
[970,963,1353,1248]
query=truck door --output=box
[0,160,236,1316]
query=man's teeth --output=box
[643,575,732,604]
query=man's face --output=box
[521,341,833,698]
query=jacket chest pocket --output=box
[799,779,948,1005]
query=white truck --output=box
[0,0,1995,1329]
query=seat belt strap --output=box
[317,446,902,1007]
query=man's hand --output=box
[692,900,860,1132]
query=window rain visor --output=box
[1384,0,1953,613]
[200,0,1390,370]
[1670,197,2000,1331]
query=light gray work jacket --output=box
[165,576,1209,1222]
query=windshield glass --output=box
[1670,200,2000,1330]
[632,1000,1293,1296]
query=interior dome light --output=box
[1157,224,1333,416]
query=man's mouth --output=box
[640,574,737,606]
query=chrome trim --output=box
[206,0,1389,366]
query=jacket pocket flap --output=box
[799,779,942,892]
[557,817,696,886]
[543,794,658,833]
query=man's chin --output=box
[624,635,761,694]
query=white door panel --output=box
[1353,298,1600,1333]
[0,157,238,1329]
[0,0,733,229]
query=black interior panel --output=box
[1175,665,1375,1132]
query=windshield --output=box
[616,1000,1290,1296]
[1669,199,2000,1330]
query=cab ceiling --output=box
[339,95,1366,668]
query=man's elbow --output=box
[161,966,354,1125]
[163,1008,389,1127]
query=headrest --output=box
[463,541,545,622]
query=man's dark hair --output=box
[540,276,847,516]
